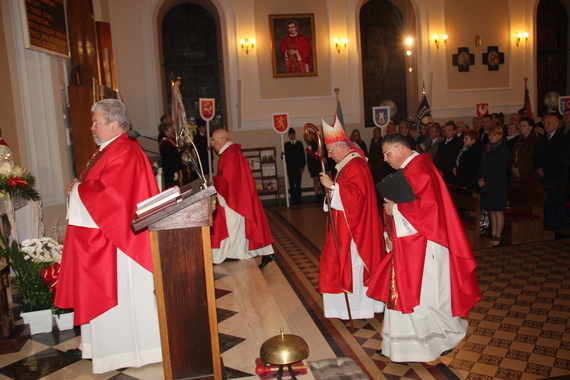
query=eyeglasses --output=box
[383,148,395,157]
[211,137,224,143]
[327,144,341,154]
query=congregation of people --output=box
[367,110,570,246]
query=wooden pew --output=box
[504,180,554,244]
[447,184,495,250]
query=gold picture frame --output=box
[269,14,317,78]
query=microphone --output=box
[128,130,208,188]
[127,129,154,141]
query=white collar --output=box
[400,151,420,169]
[99,134,122,150]
[218,141,233,155]
[335,151,363,172]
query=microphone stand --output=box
[128,130,209,189]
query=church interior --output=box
[0,0,570,379]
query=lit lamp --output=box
[240,38,255,54]
[334,38,348,53]
[433,34,447,48]
[405,37,413,56]
[515,32,529,47]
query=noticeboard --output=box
[20,0,70,58]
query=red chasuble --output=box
[211,144,273,250]
[279,33,313,73]
[367,154,481,317]
[319,153,384,294]
[55,133,159,325]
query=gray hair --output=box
[91,99,131,131]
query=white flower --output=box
[11,166,28,177]
[20,237,63,264]
[0,163,12,176]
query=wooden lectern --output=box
[132,181,222,380]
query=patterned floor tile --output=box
[268,205,570,380]
[0,348,80,379]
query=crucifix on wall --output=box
[482,46,505,71]
[452,47,475,72]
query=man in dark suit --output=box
[535,113,570,237]
[424,124,443,160]
[283,128,306,204]
[398,121,417,151]
[368,127,384,183]
[194,119,211,175]
[434,121,462,184]
[479,114,493,146]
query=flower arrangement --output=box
[0,164,41,243]
[20,238,63,264]
[0,164,40,201]
[0,236,62,311]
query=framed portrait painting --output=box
[269,14,317,78]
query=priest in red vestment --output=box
[55,99,162,373]
[210,129,274,268]
[367,133,481,362]
[318,115,385,320]
[279,20,313,73]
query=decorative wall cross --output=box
[452,47,475,72]
[482,46,505,71]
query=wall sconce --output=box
[433,34,448,49]
[515,32,529,47]
[240,38,255,54]
[334,38,348,53]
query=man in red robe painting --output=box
[210,129,274,268]
[367,133,481,362]
[55,99,162,373]
[318,114,385,320]
[279,20,313,73]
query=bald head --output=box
[211,129,231,153]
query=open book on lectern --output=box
[131,179,216,232]
[375,170,416,204]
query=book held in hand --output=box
[375,170,416,203]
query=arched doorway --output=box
[360,0,411,125]
[536,0,568,114]
[161,3,224,129]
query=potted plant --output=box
[0,236,66,334]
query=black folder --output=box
[375,170,416,203]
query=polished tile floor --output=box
[0,201,569,380]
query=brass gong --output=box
[260,328,309,366]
